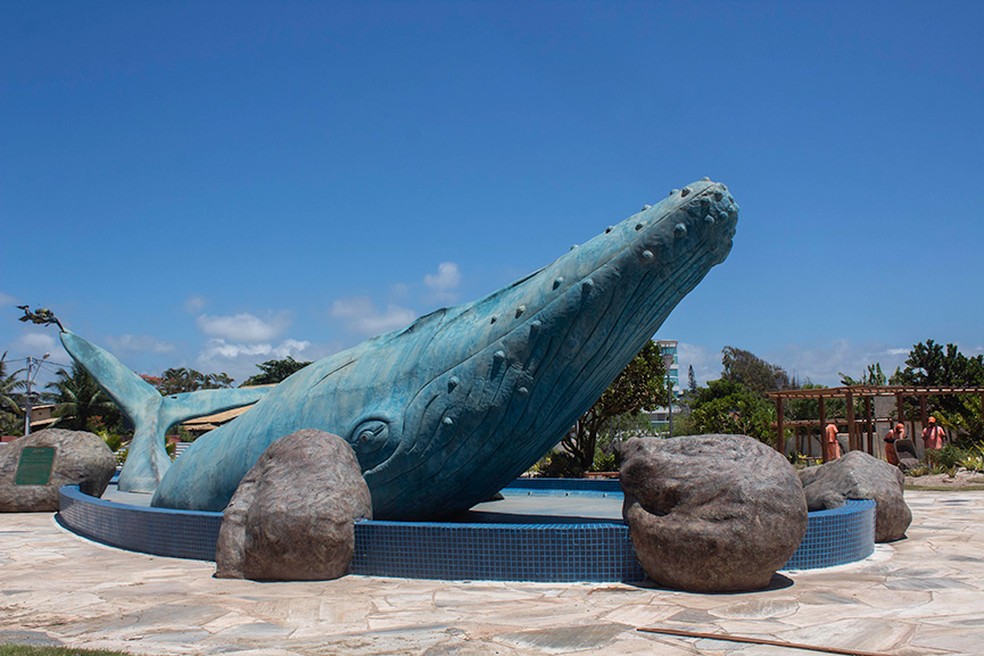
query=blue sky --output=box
[2,1,982,388]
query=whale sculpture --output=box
[149,178,738,519]
[58,331,270,492]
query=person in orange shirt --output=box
[884,422,905,466]
[922,416,946,451]
[824,422,842,462]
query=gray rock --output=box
[620,434,807,593]
[799,449,911,542]
[797,463,822,488]
[0,428,116,512]
[897,456,921,474]
[215,429,372,581]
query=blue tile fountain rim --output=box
[57,480,875,581]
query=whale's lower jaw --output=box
[152,179,737,519]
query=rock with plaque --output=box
[0,428,116,512]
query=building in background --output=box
[643,339,680,436]
[656,339,679,398]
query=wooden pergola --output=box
[765,385,984,456]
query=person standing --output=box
[824,422,842,462]
[884,422,905,466]
[922,416,946,451]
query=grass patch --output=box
[905,483,984,492]
[0,646,132,656]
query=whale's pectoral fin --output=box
[59,331,270,493]
[158,387,271,430]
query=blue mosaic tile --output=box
[504,478,623,494]
[58,486,222,561]
[350,520,645,582]
[784,499,876,569]
[57,482,877,581]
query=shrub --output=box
[926,444,965,471]
[593,452,617,473]
[959,445,984,472]
[532,451,585,478]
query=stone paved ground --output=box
[1,490,982,655]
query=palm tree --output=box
[156,367,234,394]
[46,362,118,431]
[0,353,25,435]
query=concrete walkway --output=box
[1,490,982,655]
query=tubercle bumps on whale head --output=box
[643,179,737,261]
[542,178,737,300]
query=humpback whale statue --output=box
[144,178,738,519]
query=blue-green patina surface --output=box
[147,178,738,519]
[59,332,269,493]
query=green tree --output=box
[687,365,698,395]
[154,367,235,395]
[840,363,887,387]
[895,340,984,442]
[242,356,312,386]
[46,362,120,432]
[561,340,668,471]
[721,346,791,393]
[895,340,984,387]
[206,372,235,389]
[0,354,25,435]
[688,378,776,443]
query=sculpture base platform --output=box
[57,479,875,582]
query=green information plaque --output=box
[15,446,56,486]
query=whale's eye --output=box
[349,417,399,471]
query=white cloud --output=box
[199,338,311,362]
[273,339,312,358]
[197,337,314,382]
[184,295,207,313]
[200,339,274,361]
[675,342,723,386]
[10,332,68,378]
[17,332,58,354]
[423,261,462,302]
[330,297,416,337]
[196,312,289,343]
[106,334,175,354]
[0,292,17,307]
[768,340,911,386]
[666,339,984,390]
[675,340,915,388]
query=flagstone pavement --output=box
[1,490,982,655]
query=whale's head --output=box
[363,178,738,517]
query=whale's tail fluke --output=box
[60,331,270,493]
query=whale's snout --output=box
[622,178,738,278]
[676,179,739,263]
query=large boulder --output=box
[0,428,116,512]
[799,450,911,542]
[215,429,372,581]
[620,434,807,593]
